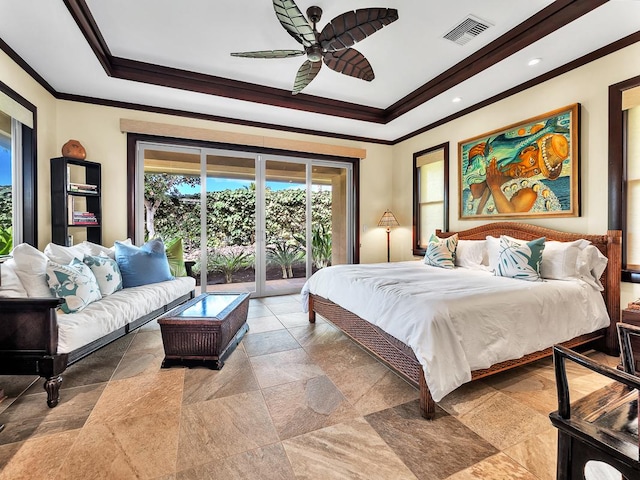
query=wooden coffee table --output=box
[158,292,250,370]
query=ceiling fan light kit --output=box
[230,0,399,94]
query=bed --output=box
[303,222,621,419]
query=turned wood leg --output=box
[419,371,435,419]
[44,375,62,408]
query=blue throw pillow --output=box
[115,238,174,288]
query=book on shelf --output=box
[70,211,98,225]
[68,182,98,193]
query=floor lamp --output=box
[378,209,399,262]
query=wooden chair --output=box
[549,327,640,480]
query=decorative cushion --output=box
[11,243,54,298]
[46,258,102,313]
[82,239,132,259]
[494,236,545,281]
[455,239,488,270]
[115,238,174,288]
[424,234,458,269]
[83,254,123,296]
[165,238,187,277]
[0,258,28,297]
[44,242,90,264]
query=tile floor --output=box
[0,294,625,479]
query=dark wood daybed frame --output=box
[307,222,622,419]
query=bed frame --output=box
[307,222,622,419]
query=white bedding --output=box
[301,261,610,402]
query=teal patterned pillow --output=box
[424,234,458,269]
[495,236,546,281]
[83,254,123,296]
[46,258,102,313]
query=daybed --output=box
[303,222,621,419]
[0,241,196,408]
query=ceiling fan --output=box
[230,0,399,95]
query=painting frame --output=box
[458,103,580,220]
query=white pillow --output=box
[486,236,500,272]
[44,242,90,264]
[540,239,590,280]
[0,259,28,297]
[46,258,102,313]
[576,245,608,291]
[455,239,488,270]
[11,243,54,298]
[81,239,132,259]
[83,254,123,296]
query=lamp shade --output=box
[378,210,400,228]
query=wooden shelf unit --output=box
[50,157,102,246]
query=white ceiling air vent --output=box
[443,15,492,46]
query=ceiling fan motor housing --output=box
[306,44,323,62]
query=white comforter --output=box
[301,261,609,402]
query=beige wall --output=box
[391,41,640,305]
[4,40,640,297]
[0,47,393,262]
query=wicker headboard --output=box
[436,222,622,354]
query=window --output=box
[610,77,640,282]
[626,105,640,270]
[0,81,37,248]
[413,143,449,255]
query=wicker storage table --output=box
[158,292,249,370]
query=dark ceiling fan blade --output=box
[231,49,305,59]
[292,60,322,95]
[323,48,374,81]
[272,0,317,48]
[319,8,399,52]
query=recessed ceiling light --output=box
[452,97,462,103]
[528,58,542,66]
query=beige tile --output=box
[287,322,345,348]
[0,429,80,480]
[276,311,319,328]
[59,408,181,479]
[243,329,301,357]
[176,390,279,471]
[283,417,417,480]
[445,452,539,480]
[366,401,498,480]
[249,348,324,389]
[111,330,166,381]
[87,369,184,425]
[176,443,295,480]
[303,336,376,373]
[438,380,500,417]
[485,370,558,416]
[247,304,272,319]
[182,349,259,404]
[263,375,359,440]
[326,361,419,416]
[0,383,106,445]
[457,390,551,450]
[503,427,557,480]
[246,314,285,334]
[266,302,304,316]
[259,295,300,305]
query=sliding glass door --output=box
[138,142,353,297]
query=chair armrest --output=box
[0,297,64,354]
[553,345,640,419]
